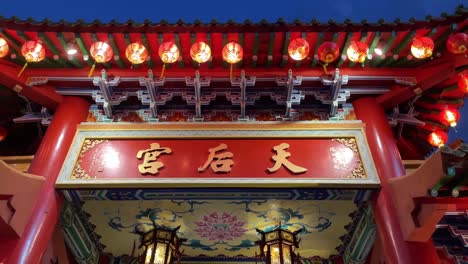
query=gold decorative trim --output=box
[71,139,107,179]
[72,163,92,179]
[77,121,364,131]
[80,139,107,157]
[332,138,367,179]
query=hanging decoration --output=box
[428,131,448,148]
[0,126,7,142]
[410,36,434,59]
[346,41,369,64]
[18,40,45,77]
[125,42,148,65]
[317,41,339,75]
[440,108,460,127]
[137,222,185,264]
[446,33,467,55]
[89,41,113,77]
[0,37,9,58]
[256,223,302,264]
[158,41,180,79]
[190,41,211,64]
[288,38,309,61]
[222,41,243,79]
[458,73,468,93]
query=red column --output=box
[7,96,90,264]
[353,97,440,264]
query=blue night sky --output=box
[1,0,467,141]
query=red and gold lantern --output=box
[458,73,468,93]
[222,42,243,64]
[346,41,369,63]
[0,126,7,142]
[446,33,467,55]
[288,38,309,61]
[0,37,9,58]
[18,40,46,77]
[158,41,179,64]
[440,108,460,127]
[90,41,113,63]
[125,42,148,65]
[411,36,434,59]
[190,41,211,64]
[318,41,340,64]
[88,41,113,77]
[428,131,448,148]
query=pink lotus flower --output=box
[194,212,247,241]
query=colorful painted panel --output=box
[56,123,379,188]
[82,199,357,259]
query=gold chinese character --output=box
[198,143,234,173]
[267,143,307,174]
[136,143,172,175]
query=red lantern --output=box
[288,38,309,61]
[428,131,448,148]
[222,42,243,64]
[446,33,467,54]
[440,108,460,127]
[458,74,468,93]
[190,41,211,64]
[0,37,9,58]
[158,41,179,64]
[346,41,369,63]
[125,42,148,64]
[318,42,340,64]
[90,41,113,63]
[411,36,434,59]
[0,126,7,142]
[18,40,46,77]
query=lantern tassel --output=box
[17,62,28,77]
[322,63,328,75]
[88,62,96,77]
[230,64,233,80]
[160,64,166,79]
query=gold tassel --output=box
[230,63,233,80]
[322,63,328,75]
[17,62,28,77]
[159,63,166,79]
[88,62,96,77]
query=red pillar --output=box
[353,97,440,264]
[7,96,90,264]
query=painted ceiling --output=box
[82,199,357,259]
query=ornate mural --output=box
[81,199,357,260]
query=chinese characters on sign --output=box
[198,144,234,173]
[136,143,172,174]
[137,142,307,176]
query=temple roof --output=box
[0,5,467,158]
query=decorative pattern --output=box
[61,188,368,203]
[82,199,358,259]
[71,139,107,179]
[331,138,366,179]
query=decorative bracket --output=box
[138,70,166,119]
[25,77,49,87]
[388,94,425,138]
[185,71,211,121]
[275,69,304,119]
[230,70,256,121]
[321,68,349,117]
[395,77,417,87]
[13,95,51,128]
[92,70,127,118]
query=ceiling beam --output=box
[377,54,468,109]
[0,62,62,110]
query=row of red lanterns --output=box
[427,108,461,148]
[0,33,466,75]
